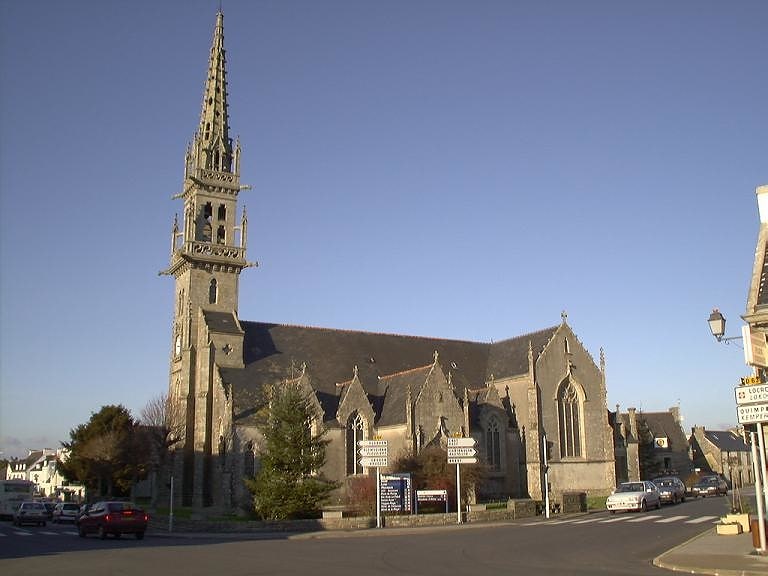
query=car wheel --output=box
[135,531,145,540]
[41,521,46,527]
[640,500,647,512]
[656,500,662,510]
[78,525,87,538]
[98,525,107,540]
[114,532,121,539]
[609,510,616,515]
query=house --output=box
[690,427,753,489]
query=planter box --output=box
[722,513,750,533]
[716,522,743,535]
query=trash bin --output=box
[751,518,768,548]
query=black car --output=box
[652,476,687,504]
[691,475,728,497]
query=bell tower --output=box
[163,11,251,505]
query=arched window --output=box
[345,412,366,475]
[217,225,225,244]
[558,380,582,458]
[209,278,218,304]
[243,441,255,478]
[486,418,501,470]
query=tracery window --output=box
[345,412,366,475]
[486,418,501,470]
[558,380,582,458]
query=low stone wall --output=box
[148,498,540,534]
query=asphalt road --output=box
[0,494,730,576]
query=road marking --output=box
[626,515,663,523]
[685,516,718,524]
[656,515,689,523]
[13,531,33,536]
[39,531,58,535]
[572,517,602,524]
[599,516,630,523]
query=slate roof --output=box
[642,411,688,450]
[219,321,561,426]
[703,430,750,452]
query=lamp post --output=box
[708,308,764,553]
[708,309,743,345]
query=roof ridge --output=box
[490,325,560,346]
[379,363,433,381]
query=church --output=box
[164,12,617,513]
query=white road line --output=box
[627,515,663,523]
[572,517,603,524]
[656,515,689,523]
[13,531,33,536]
[685,515,719,524]
[599,516,630,523]
[39,531,58,535]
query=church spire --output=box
[189,11,233,174]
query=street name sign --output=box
[735,384,768,405]
[358,445,388,458]
[737,402,768,424]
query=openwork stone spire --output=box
[188,11,235,175]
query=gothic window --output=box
[218,205,226,221]
[486,418,501,470]
[217,225,225,244]
[209,278,218,304]
[558,380,582,458]
[244,441,255,478]
[345,412,366,475]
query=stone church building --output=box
[164,12,617,513]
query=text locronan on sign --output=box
[735,384,768,405]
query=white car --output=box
[606,481,662,513]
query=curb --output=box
[652,528,762,576]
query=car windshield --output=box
[616,483,645,493]
[107,502,138,512]
[699,477,718,485]
[62,504,79,510]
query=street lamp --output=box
[708,308,743,345]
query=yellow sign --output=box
[741,376,763,385]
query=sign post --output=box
[734,377,767,552]
[358,439,388,528]
[447,437,477,524]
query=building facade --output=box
[164,12,617,513]
[690,427,753,489]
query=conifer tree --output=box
[245,382,337,520]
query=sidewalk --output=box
[653,528,767,576]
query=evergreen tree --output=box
[58,405,147,498]
[636,414,663,480]
[245,382,337,520]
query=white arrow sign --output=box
[359,445,388,458]
[358,440,388,447]
[447,437,476,448]
[359,456,389,468]
[447,447,477,458]
[448,457,478,465]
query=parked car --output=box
[653,476,687,504]
[42,501,55,519]
[606,481,662,513]
[52,502,81,523]
[77,501,149,539]
[13,501,48,526]
[692,475,728,497]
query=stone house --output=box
[690,427,753,489]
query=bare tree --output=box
[138,393,185,505]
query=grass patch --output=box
[587,496,607,511]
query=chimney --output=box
[757,184,768,224]
[670,406,681,424]
[627,407,637,437]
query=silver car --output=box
[606,481,662,513]
[13,501,48,526]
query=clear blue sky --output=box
[1,1,766,459]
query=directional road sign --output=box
[737,402,768,424]
[447,447,477,458]
[448,457,478,464]
[735,384,768,405]
[359,445,388,458]
[447,437,476,448]
[359,456,389,468]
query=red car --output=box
[77,501,149,540]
